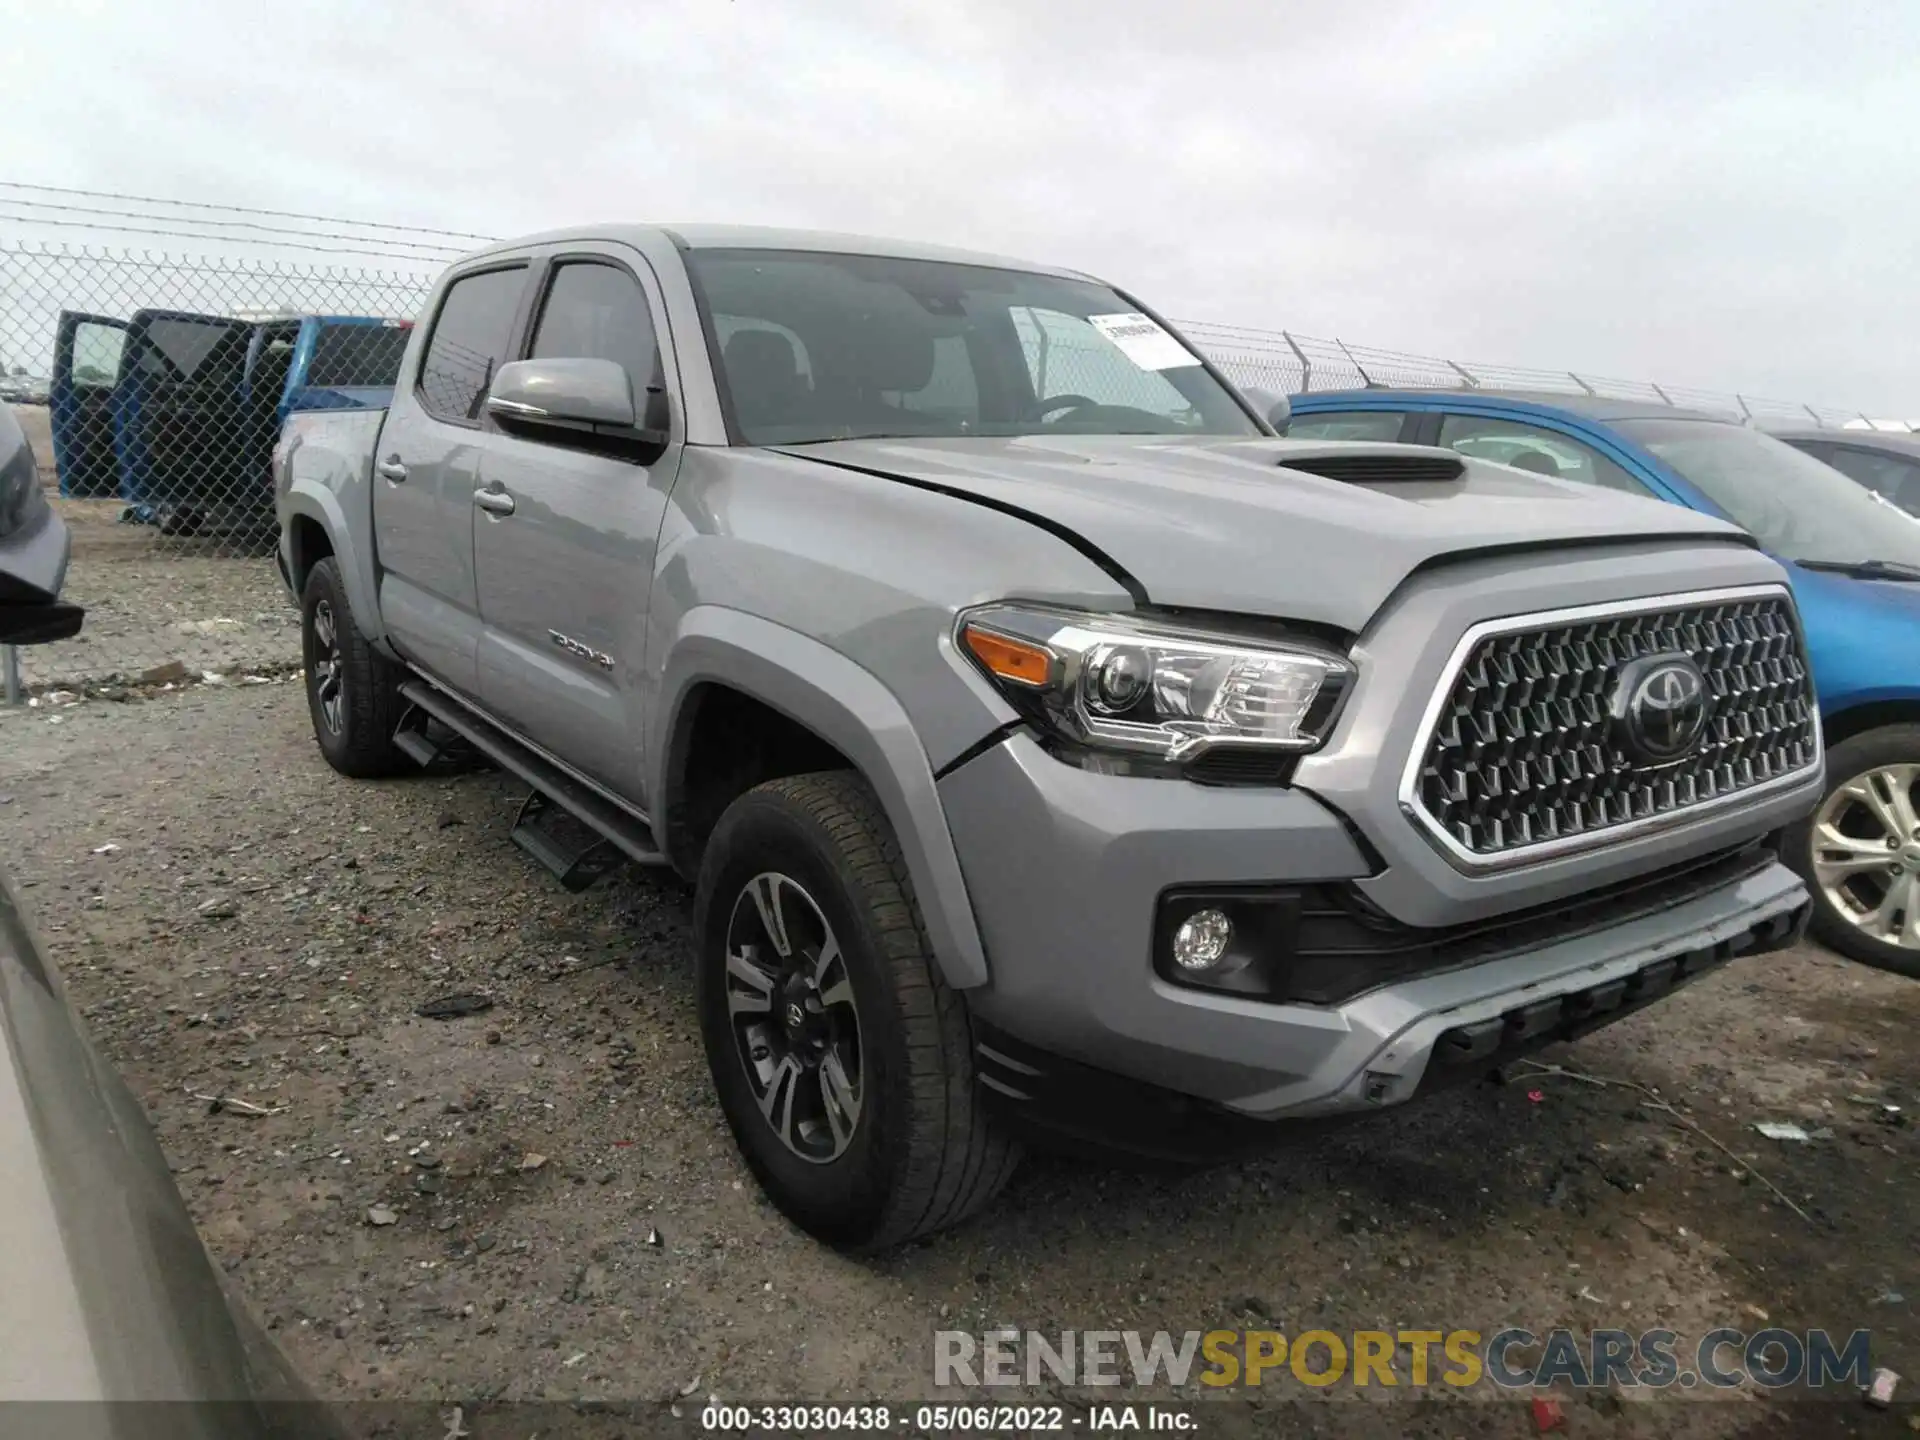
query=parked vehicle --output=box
[1770,426,1920,518]
[1287,388,1920,979]
[0,373,51,406]
[50,309,408,533]
[277,228,1820,1248]
[2,399,334,1431]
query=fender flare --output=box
[651,607,991,990]
[282,480,388,648]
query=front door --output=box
[371,262,531,696]
[48,312,129,498]
[472,251,683,798]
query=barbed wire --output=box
[0,180,496,242]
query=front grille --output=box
[1413,590,1818,861]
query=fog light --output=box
[1171,908,1234,970]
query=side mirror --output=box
[487,358,637,429]
[1244,387,1291,433]
[0,600,84,645]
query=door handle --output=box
[473,487,516,517]
[376,455,408,482]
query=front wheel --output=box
[1788,725,1920,979]
[693,771,1019,1250]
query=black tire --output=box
[1785,724,1920,979]
[694,771,1019,1250]
[300,556,410,779]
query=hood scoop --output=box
[1278,452,1465,485]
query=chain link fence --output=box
[1,188,1904,704]
[1,239,438,699]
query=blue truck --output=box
[1287,387,1920,979]
[49,310,409,533]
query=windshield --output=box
[687,248,1260,446]
[1615,416,1920,569]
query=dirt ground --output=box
[0,682,1914,1439]
[8,402,294,693]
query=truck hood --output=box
[775,435,1749,633]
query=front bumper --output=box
[941,731,1811,1124]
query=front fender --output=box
[651,607,991,990]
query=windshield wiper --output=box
[1796,558,1920,582]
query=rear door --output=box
[115,310,255,527]
[48,313,129,498]
[372,262,532,696]
[472,249,684,795]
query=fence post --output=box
[1650,382,1674,405]
[1446,359,1479,388]
[1282,331,1310,393]
[1335,338,1376,388]
[1568,373,1598,396]
[2,645,20,706]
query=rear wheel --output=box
[693,771,1019,1250]
[300,556,409,779]
[1788,725,1920,979]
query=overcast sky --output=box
[6,0,1918,411]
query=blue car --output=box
[50,309,409,533]
[1287,388,1920,979]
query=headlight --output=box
[957,604,1354,774]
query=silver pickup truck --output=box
[275,225,1822,1249]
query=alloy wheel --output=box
[722,871,864,1163]
[1809,763,1920,949]
[308,599,345,736]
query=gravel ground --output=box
[8,403,296,692]
[0,683,1914,1439]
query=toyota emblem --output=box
[1612,653,1710,764]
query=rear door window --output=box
[1437,413,1651,495]
[417,266,528,422]
[136,316,249,386]
[1284,411,1410,442]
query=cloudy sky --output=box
[6,0,1918,411]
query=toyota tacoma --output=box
[274,225,1823,1249]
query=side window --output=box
[1284,411,1407,442]
[1825,447,1920,512]
[71,321,127,390]
[528,261,660,393]
[137,318,248,387]
[1438,413,1650,496]
[418,266,527,422]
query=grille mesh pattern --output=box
[1415,596,1817,857]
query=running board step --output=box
[392,702,489,772]
[395,680,666,884]
[510,789,620,892]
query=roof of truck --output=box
[462,223,1092,280]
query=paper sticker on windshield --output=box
[1087,313,1200,371]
